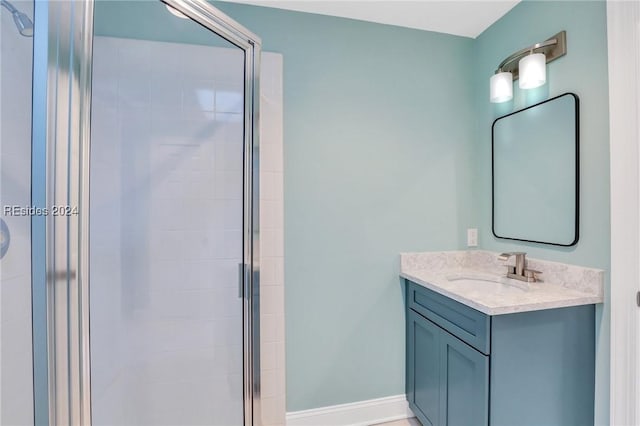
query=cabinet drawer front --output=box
[408,281,490,354]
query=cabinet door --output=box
[440,331,489,426]
[408,310,441,426]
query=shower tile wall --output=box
[0,1,35,424]
[259,53,285,426]
[90,36,284,425]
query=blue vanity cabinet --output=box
[405,280,595,426]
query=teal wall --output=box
[472,1,610,424]
[211,1,477,412]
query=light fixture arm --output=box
[494,31,567,79]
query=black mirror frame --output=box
[491,92,580,247]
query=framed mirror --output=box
[492,92,579,246]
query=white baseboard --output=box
[285,394,414,426]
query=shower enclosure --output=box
[26,0,261,424]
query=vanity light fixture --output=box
[490,31,567,103]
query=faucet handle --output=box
[524,269,542,282]
[498,252,527,263]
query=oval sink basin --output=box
[446,273,529,292]
[446,278,528,294]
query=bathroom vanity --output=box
[400,251,604,426]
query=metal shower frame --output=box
[31,1,262,424]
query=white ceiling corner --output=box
[223,0,521,38]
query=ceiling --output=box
[224,1,521,38]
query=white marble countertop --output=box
[400,251,604,315]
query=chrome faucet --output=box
[498,252,541,282]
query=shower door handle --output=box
[47,270,77,281]
[238,262,245,298]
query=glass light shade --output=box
[519,53,546,89]
[490,72,513,103]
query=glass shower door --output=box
[30,0,259,424]
[88,1,256,425]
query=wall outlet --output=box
[467,228,478,247]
